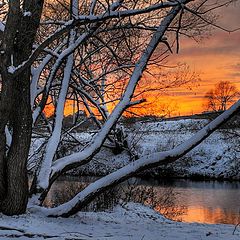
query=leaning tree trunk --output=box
[0,0,44,215]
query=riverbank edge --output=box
[63,168,240,182]
[0,202,239,240]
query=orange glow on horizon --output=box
[43,79,238,119]
[43,3,240,119]
[43,100,76,118]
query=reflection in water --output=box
[180,207,240,224]
[44,176,121,211]
[44,177,240,225]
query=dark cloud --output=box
[167,91,204,97]
[179,45,239,57]
[188,95,206,99]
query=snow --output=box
[48,2,185,180]
[30,55,52,108]
[7,65,16,74]
[5,126,12,147]
[0,203,239,239]
[32,102,239,217]
[72,1,179,23]
[134,119,209,132]
[130,117,240,179]
[59,117,239,179]
[0,21,5,31]
[23,11,32,17]
[29,116,240,180]
[37,25,76,190]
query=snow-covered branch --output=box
[41,98,240,217]
[49,0,187,184]
[8,0,182,78]
[35,0,78,191]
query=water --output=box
[44,176,240,224]
[140,178,240,224]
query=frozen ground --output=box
[131,118,240,179]
[29,118,240,179]
[0,203,239,240]
[75,119,240,179]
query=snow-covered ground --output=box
[29,118,240,180]
[20,121,240,239]
[129,118,240,179]
[0,203,239,239]
[37,118,239,180]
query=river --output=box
[44,176,240,225]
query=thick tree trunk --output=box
[0,0,43,215]
[1,69,33,215]
[0,0,21,205]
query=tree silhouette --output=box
[205,81,239,111]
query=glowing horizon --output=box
[43,1,240,118]
[161,1,240,116]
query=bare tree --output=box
[0,0,239,217]
[204,81,239,112]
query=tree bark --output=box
[0,0,21,204]
[1,68,33,215]
[0,0,44,215]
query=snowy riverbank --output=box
[63,118,240,180]
[30,118,240,180]
[0,203,239,239]
[132,118,240,180]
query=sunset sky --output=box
[50,1,240,118]
[161,1,240,116]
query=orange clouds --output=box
[126,1,240,117]
[44,2,240,118]
[162,10,240,115]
